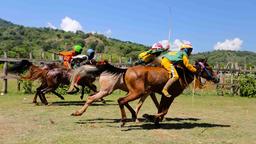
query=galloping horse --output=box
[68,61,159,122]
[117,59,219,126]
[9,60,97,105]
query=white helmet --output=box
[152,40,170,50]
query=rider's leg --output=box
[161,58,179,97]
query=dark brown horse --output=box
[116,59,219,127]
[9,60,96,105]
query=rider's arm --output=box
[182,55,197,73]
[59,51,74,56]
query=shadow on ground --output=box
[124,122,230,131]
[50,100,115,106]
[75,117,230,130]
[75,117,201,124]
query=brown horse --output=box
[116,59,219,127]
[9,60,97,105]
[69,61,159,122]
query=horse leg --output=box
[87,83,97,92]
[154,95,175,126]
[52,91,65,100]
[80,86,85,100]
[124,103,136,121]
[150,93,160,109]
[67,86,79,94]
[86,83,105,103]
[118,92,142,127]
[71,90,109,116]
[40,87,58,105]
[33,83,46,104]
[135,94,149,122]
[39,92,48,105]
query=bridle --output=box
[197,62,214,80]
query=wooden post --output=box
[109,55,112,63]
[1,52,8,95]
[41,51,45,59]
[119,57,122,67]
[129,57,132,65]
[29,52,33,59]
[100,53,103,60]
[231,73,234,95]
[52,53,55,60]
[17,53,21,91]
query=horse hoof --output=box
[71,112,82,116]
[101,99,106,104]
[143,114,155,122]
[135,119,140,123]
[119,122,125,128]
[132,117,137,122]
[154,122,161,128]
[33,102,39,106]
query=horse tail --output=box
[21,66,48,81]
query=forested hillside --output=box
[0,18,255,67]
[191,50,256,67]
[0,18,148,62]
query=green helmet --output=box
[73,44,83,53]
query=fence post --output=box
[119,57,122,67]
[52,53,55,60]
[1,52,8,95]
[41,51,45,59]
[109,55,112,63]
[16,53,21,91]
[29,52,33,59]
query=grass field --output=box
[0,81,256,144]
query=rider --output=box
[136,40,170,65]
[59,44,83,69]
[161,41,197,97]
[87,48,95,61]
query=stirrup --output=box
[162,89,171,98]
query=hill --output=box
[0,18,148,62]
[191,50,256,68]
[0,18,255,67]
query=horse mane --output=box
[96,60,127,75]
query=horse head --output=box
[8,59,33,74]
[195,59,219,83]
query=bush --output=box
[239,74,256,97]
[21,80,33,94]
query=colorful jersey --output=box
[163,51,196,73]
[59,50,76,68]
[59,51,76,62]
[138,49,167,64]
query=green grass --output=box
[0,80,256,144]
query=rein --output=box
[198,62,214,80]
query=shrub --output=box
[238,74,256,97]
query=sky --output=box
[0,0,255,52]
